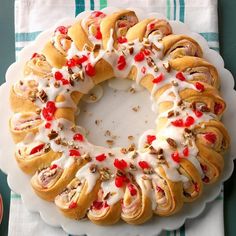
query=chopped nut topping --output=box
[103,192,111,200]
[81,153,91,162]
[38,89,48,103]
[105,130,111,136]
[128,47,134,55]
[151,42,160,52]
[190,101,196,110]
[130,151,138,159]
[58,122,64,130]
[128,143,136,152]
[166,138,177,149]
[35,108,41,115]
[129,163,137,170]
[48,130,58,140]
[89,164,97,173]
[143,168,154,175]
[71,71,84,81]
[128,135,134,141]
[154,66,159,72]
[146,57,155,67]
[172,80,179,87]
[106,139,114,147]
[54,81,60,88]
[142,175,150,180]
[129,87,136,94]
[108,152,115,157]
[163,61,171,72]
[120,147,128,154]
[67,67,73,74]
[93,44,101,51]
[100,167,111,181]
[95,119,102,125]
[132,105,140,112]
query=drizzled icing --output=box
[13,11,222,209]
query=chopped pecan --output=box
[166,138,177,149]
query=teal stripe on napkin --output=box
[75,0,85,16]
[90,0,95,10]
[15,31,41,42]
[100,0,107,9]
[179,0,185,22]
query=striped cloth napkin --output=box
[9,0,223,235]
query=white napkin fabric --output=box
[10,0,222,235]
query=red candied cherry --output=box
[204,132,217,144]
[171,119,184,127]
[62,79,70,85]
[138,161,150,169]
[149,23,155,30]
[66,58,77,68]
[194,109,203,118]
[117,36,127,44]
[182,146,189,157]
[176,71,186,81]
[91,11,105,18]
[194,183,200,192]
[45,122,51,129]
[85,63,96,76]
[114,159,128,170]
[54,71,63,81]
[156,186,164,193]
[171,151,180,163]
[73,133,84,142]
[92,200,103,210]
[31,52,40,59]
[141,66,146,74]
[184,116,195,127]
[46,101,57,113]
[117,55,126,70]
[69,149,81,157]
[118,22,127,28]
[146,135,156,144]
[115,176,125,188]
[42,108,52,121]
[50,164,58,170]
[200,164,208,173]
[202,176,210,183]
[134,51,145,62]
[195,82,205,92]
[74,55,88,65]
[55,26,68,35]
[68,201,77,209]
[96,153,106,162]
[143,48,151,56]
[95,27,102,40]
[127,183,137,196]
[152,73,164,84]
[214,102,223,115]
[30,143,45,155]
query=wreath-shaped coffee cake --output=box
[9,9,230,225]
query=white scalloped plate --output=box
[0,7,236,236]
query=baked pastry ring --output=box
[8,9,230,225]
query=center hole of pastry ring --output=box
[77,78,156,148]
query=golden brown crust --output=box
[42,41,67,68]
[15,148,61,175]
[100,10,138,49]
[170,56,219,88]
[31,160,83,201]
[55,179,101,220]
